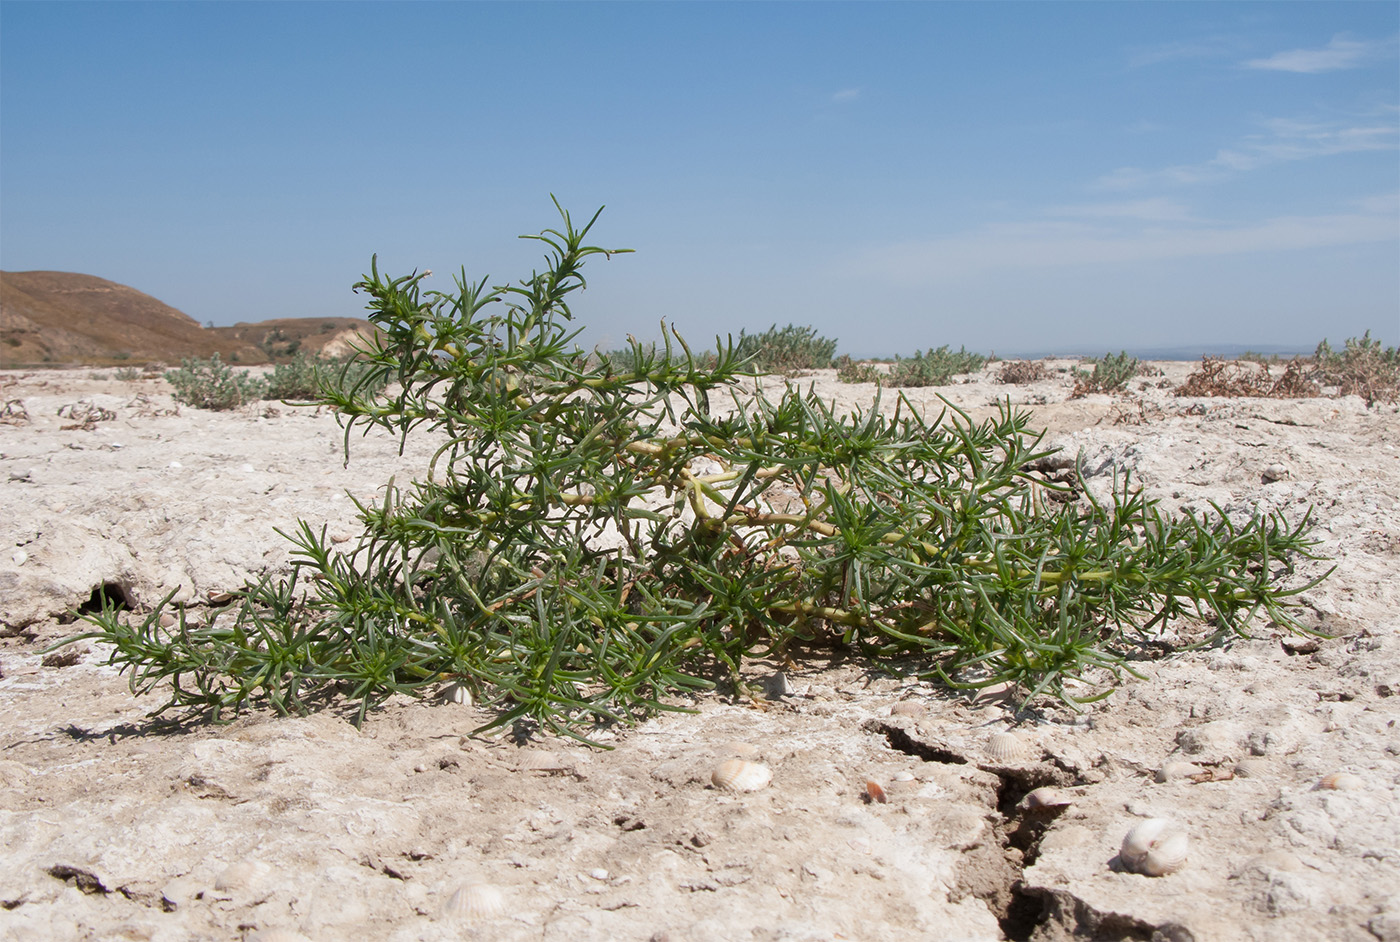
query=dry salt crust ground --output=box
[1,363,1398,942]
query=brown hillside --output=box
[209,317,381,364]
[0,271,377,367]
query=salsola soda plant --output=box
[734,323,838,373]
[1312,331,1399,405]
[835,354,883,384]
[164,354,267,410]
[63,203,1328,743]
[1071,351,1139,397]
[266,351,393,401]
[887,345,989,387]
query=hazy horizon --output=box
[2,2,1396,358]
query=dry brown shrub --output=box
[0,399,30,426]
[56,400,118,431]
[1175,357,1320,399]
[1268,361,1323,399]
[997,360,1048,384]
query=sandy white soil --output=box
[1,363,1397,942]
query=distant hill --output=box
[0,270,377,368]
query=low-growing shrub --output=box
[164,354,267,410]
[884,345,989,387]
[114,367,143,382]
[1175,357,1319,399]
[835,354,883,384]
[62,203,1327,742]
[265,351,391,402]
[1071,351,1139,397]
[734,323,838,373]
[1313,332,1399,405]
[998,360,1048,385]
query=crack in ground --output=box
[868,717,1084,941]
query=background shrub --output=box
[1312,332,1399,405]
[998,360,1048,385]
[1071,351,1139,397]
[734,323,838,373]
[164,354,267,410]
[885,345,989,387]
[265,352,391,401]
[1175,357,1319,399]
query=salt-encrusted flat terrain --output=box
[2,363,1397,941]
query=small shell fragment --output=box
[711,758,772,793]
[213,858,271,892]
[865,780,888,804]
[1120,818,1189,877]
[1233,758,1269,778]
[1316,771,1364,791]
[1019,787,1073,813]
[1155,761,1204,784]
[441,882,506,922]
[985,731,1031,763]
[516,749,570,773]
[890,701,927,718]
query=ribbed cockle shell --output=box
[711,758,772,792]
[1120,818,1189,876]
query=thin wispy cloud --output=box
[1245,34,1389,73]
[1047,198,1194,223]
[848,200,1398,283]
[831,88,860,104]
[1127,36,1239,68]
[1097,113,1399,189]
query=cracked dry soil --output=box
[2,363,1398,941]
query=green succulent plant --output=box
[63,201,1329,744]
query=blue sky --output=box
[2,2,1396,357]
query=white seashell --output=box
[890,701,927,717]
[441,681,473,705]
[1155,761,1204,783]
[246,930,312,942]
[213,858,272,892]
[441,882,505,922]
[893,771,916,783]
[517,749,570,772]
[169,460,182,469]
[11,549,27,566]
[985,732,1031,763]
[1120,819,1189,876]
[1253,849,1304,873]
[587,868,609,881]
[1316,771,1364,791]
[1233,758,1269,778]
[1019,787,1073,812]
[711,758,772,792]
